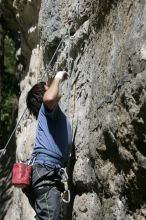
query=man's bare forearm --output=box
[43,71,67,110]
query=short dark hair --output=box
[26,82,46,118]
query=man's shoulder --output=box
[39,103,60,119]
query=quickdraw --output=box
[58,167,70,203]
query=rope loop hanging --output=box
[0,108,28,160]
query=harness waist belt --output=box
[34,152,64,168]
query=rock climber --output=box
[23,71,72,220]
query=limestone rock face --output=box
[2,0,146,219]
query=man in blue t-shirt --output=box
[24,71,72,220]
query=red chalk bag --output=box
[12,162,32,188]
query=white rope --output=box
[0,108,28,159]
[42,38,64,80]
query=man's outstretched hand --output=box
[55,71,68,82]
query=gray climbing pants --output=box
[34,185,62,220]
[23,163,64,220]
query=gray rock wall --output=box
[2,0,146,219]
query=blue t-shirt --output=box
[32,103,72,168]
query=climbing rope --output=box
[0,108,28,160]
[42,38,64,80]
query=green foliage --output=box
[4,36,16,74]
[0,35,19,148]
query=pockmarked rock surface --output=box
[1,0,146,219]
